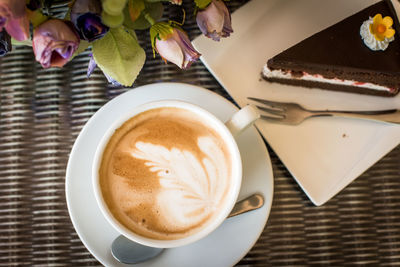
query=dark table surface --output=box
[0,0,399,266]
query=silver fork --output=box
[248,97,400,125]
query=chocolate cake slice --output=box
[263,0,400,96]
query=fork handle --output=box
[310,110,400,124]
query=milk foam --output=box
[131,136,229,230]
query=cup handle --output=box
[225,105,260,137]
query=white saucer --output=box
[65,83,274,267]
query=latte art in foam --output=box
[131,136,228,230]
[99,107,233,240]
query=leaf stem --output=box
[144,12,156,26]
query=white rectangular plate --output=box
[193,0,400,206]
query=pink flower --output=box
[196,0,233,41]
[155,27,201,69]
[0,0,29,41]
[33,19,80,68]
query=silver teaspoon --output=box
[111,193,264,264]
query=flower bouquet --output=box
[0,0,233,86]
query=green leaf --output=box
[127,0,145,22]
[126,28,138,40]
[102,0,128,16]
[194,0,211,9]
[123,2,163,30]
[101,10,125,28]
[28,9,49,27]
[92,27,146,86]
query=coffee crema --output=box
[99,107,233,240]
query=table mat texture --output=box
[0,1,399,266]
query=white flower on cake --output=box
[130,136,228,229]
[360,14,395,51]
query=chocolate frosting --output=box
[267,0,400,95]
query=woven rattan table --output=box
[1,1,400,266]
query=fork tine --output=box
[247,97,287,110]
[256,105,285,116]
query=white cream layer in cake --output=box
[263,65,393,93]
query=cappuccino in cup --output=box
[99,107,232,241]
[93,100,258,248]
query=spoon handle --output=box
[228,193,264,218]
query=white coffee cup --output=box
[92,100,259,248]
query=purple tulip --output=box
[196,0,233,41]
[33,19,80,68]
[71,0,108,42]
[155,28,201,69]
[0,0,30,41]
